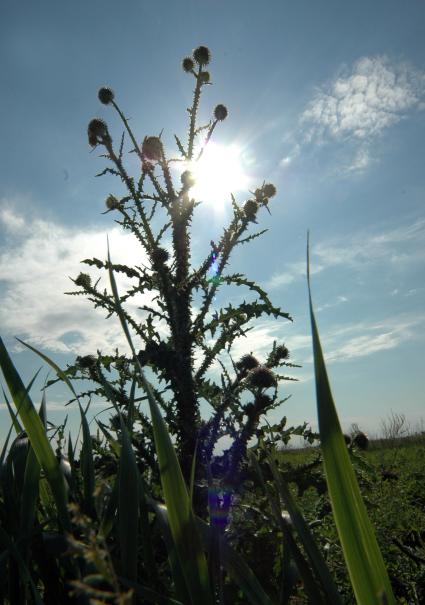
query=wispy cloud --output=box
[317,314,425,363]
[0,203,164,355]
[265,217,425,290]
[282,55,425,174]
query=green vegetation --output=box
[0,47,423,604]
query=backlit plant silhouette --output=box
[64,46,308,511]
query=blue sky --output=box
[1,0,424,447]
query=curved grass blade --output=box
[16,337,79,401]
[107,244,213,605]
[118,415,139,583]
[78,402,95,516]
[0,337,69,530]
[306,236,396,605]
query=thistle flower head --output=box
[181,170,196,188]
[275,344,290,361]
[254,393,273,412]
[98,87,115,105]
[236,354,259,373]
[105,194,120,210]
[87,118,109,147]
[142,136,163,162]
[182,57,194,72]
[247,366,277,389]
[353,431,369,450]
[243,199,258,221]
[76,355,97,369]
[263,183,277,198]
[214,104,228,121]
[75,273,92,289]
[152,247,169,265]
[193,45,211,66]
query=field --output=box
[234,434,425,603]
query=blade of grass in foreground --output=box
[118,415,139,583]
[0,337,69,530]
[106,243,213,605]
[307,236,395,605]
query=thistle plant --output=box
[64,46,304,511]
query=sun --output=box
[186,142,250,212]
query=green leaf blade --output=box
[307,240,396,605]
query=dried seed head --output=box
[236,354,259,372]
[98,87,115,105]
[263,183,277,198]
[142,136,163,162]
[247,366,277,389]
[199,71,210,83]
[182,57,195,72]
[243,199,258,220]
[75,273,92,289]
[214,104,228,121]
[181,170,196,188]
[105,194,120,210]
[193,45,211,66]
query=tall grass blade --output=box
[0,337,69,529]
[106,244,213,605]
[78,402,96,516]
[16,337,79,400]
[307,236,396,605]
[118,415,139,583]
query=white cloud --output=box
[302,56,425,142]
[0,205,165,355]
[320,314,425,362]
[282,56,425,174]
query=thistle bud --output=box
[243,199,258,221]
[142,136,163,162]
[98,87,115,105]
[182,57,195,72]
[193,45,211,66]
[75,273,91,289]
[236,354,259,373]
[263,183,277,198]
[76,355,97,369]
[247,366,277,389]
[199,71,210,84]
[105,194,120,210]
[353,431,369,450]
[151,247,169,265]
[214,104,228,121]
[254,393,273,412]
[275,344,289,360]
[181,170,195,188]
[87,118,109,147]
